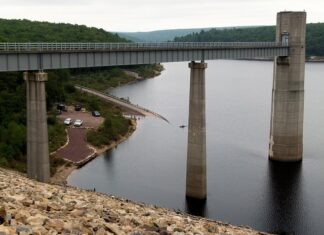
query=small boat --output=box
[179,125,186,128]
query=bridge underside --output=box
[0,46,288,72]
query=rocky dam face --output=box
[0,168,269,235]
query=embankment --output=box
[0,168,271,235]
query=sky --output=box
[0,0,323,32]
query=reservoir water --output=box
[68,60,324,235]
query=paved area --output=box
[55,106,102,163]
[58,106,104,129]
[55,128,94,164]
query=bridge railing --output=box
[0,42,288,52]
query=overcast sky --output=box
[0,0,323,32]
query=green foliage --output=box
[50,156,68,176]
[0,19,128,43]
[47,116,57,125]
[0,17,156,173]
[70,67,134,92]
[174,23,324,56]
[48,119,67,153]
[132,64,163,78]
[87,113,130,148]
[118,28,212,42]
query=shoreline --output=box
[51,66,162,185]
[50,118,137,185]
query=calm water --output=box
[68,60,324,235]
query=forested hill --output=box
[0,19,128,42]
[0,19,130,171]
[174,23,324,56]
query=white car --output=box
[74,119,83,127]
[64,118,72,125]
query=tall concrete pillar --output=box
[186,61,207,199]
[269,12,306,162]
[24,72,50,182]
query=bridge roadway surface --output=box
[0,42,289,72]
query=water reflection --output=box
[266,161,303,235]
[185,197,207,217]
[68,61,324,234]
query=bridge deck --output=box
[0,42,289,72]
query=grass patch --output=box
[71,67,135,92]
[87,113,131,148]
[48,117,67,153]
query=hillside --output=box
[0,19,143,173]
[116,28,214,42]
[174,23,324,56]
[0,19,128,42]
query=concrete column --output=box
[186,61,207,199]
[269,12,306,162]
[24,72,50,182]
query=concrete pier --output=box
[24,72,50,182]
[269,12,306,161]
[186,61,207,199]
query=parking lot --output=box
[57,106,104,129]
[55,106,104,164]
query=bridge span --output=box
[0,42,288,72]
[0,11,306,200]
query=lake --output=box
[68,60,324,235]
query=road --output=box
[74,85,169,123]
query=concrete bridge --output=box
[0,11,306,200]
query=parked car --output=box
[74,104,82,111]
[92,111,101,117]
[64,118,73,125]
[74,119,83,127]
[57,103,67,111]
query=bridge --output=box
[0,11,306,200]
[0,42,288,72]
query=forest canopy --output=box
[174,23,324,56]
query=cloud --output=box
[0,0,323,31]
[0,0,90,6]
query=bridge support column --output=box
[24,72,50,182]
[186,61,207,199]
[269,12,306,162]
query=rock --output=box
[47,202,61,211]
[106,223,126,235]
[63,221,73,232]
[65,201,76,211]
[0,168,269,235]
[26,214,48,226]
[21,199,34,207]
[14,210,31,224]
[16,226,33,235]
[45,219,64,232]
[96,227,106,235]
[71,209,86,217]
[32,226,48,235]
[0,225,15,234]
[43,192,53,199]
[205,223,219,233]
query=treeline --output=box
[0,19,128,42]
[0,19,134,172]
[174,23,324,56]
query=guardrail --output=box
[0,42,288,52]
